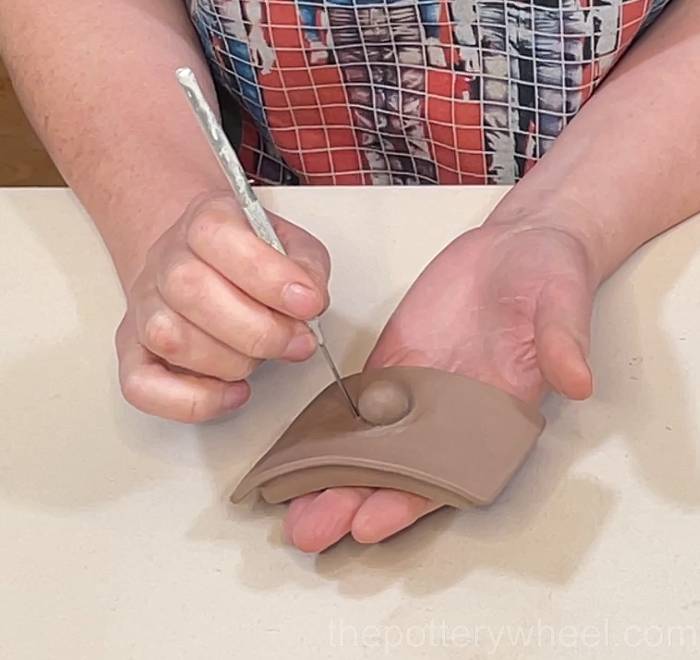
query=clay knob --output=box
[358,379,412,426]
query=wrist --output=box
[483,187,612,287]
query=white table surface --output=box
[2,187,700,659]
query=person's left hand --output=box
[282,221,599,552]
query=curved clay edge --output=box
[230,449,532,507]
[257,466,474,509]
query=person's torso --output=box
[188,0,674,185]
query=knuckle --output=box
[120,369,149,408]
[161,259,205,306]
[185,209,226,250]
[224,356,257,381]
[246,317,286,358]
[143,312,181,358]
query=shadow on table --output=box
[188,228,700,598]
[4,195,698,597]
[0,192,239,510]
[0,193,164,508]
[586,234,700,505]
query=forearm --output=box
[486,0,700,283]
[0,0,228,288]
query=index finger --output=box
[185,196,328,320]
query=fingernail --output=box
[282,282,319,317]
[282,330,316,361]
[224,384,249,409]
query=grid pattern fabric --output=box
[188,0,673,185]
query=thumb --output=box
[534,277,594,400]
[272,213,331,311]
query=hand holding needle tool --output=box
[175,67,359,418]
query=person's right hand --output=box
[116,192,330,422]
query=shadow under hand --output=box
[586,226,700,505]
[311,407,616,598]
[190,226,699,596]
[191,358,615,598]
[0,193,170,510]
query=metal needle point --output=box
[307,319,360,417]
[175,67,360,417]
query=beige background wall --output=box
[0,59,64,186]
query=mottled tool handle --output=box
[175,67,286,254]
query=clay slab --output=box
[232,366,545,508]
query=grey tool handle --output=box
[175,67,285,254]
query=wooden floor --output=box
[0,59,65,186]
